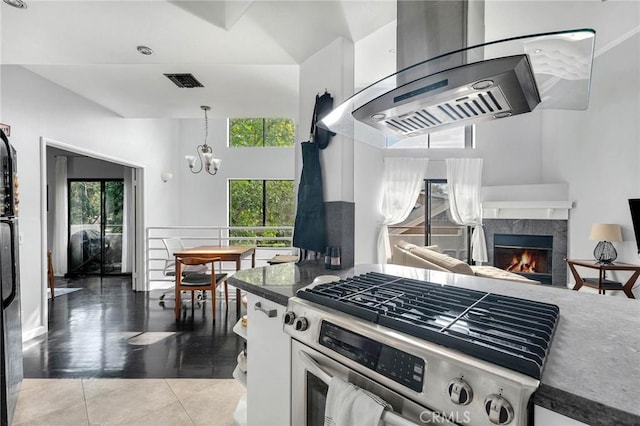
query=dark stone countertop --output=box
[228,262,640,426]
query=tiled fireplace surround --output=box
[483,219,568,287]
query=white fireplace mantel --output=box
[482,201,574,220]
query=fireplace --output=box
[494,234,553,285]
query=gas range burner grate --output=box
[297,272,559,379]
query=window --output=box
[382,179,473,263]
[228,180,295,246]
[229,118,295,147]
[387,126,474,149]
[388,186,426,248]
[427,126,473,149]
[425,179,471,262]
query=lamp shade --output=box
[185,155,197,168]
[589,224,622,242]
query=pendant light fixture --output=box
[185,105,222,175]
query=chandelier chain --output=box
[204,107,209,146]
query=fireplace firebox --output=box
[494,234,553,284]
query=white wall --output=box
[354,141,384,264]
[541,33,640,275]
[395,112,544,185]
[1,65,181,339]
[483,0,640,292]
[298,38,355,203]
[0,6,2,122]
[66,156,125,179]
[177,117,295,226]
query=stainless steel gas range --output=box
[283,272,559,426]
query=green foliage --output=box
[265,180,294,226]
[229,118,294,147]
[70,181,101,225]
[69,180,124,232]
[105,181,124,233]
[229,180,263,226]
[229,179,294,247]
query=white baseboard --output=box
[22,326,46,343]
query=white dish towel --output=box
[324,377,387,426]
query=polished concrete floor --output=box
[23,276,244,379]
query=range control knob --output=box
[293,317,309,332]
[485,395,514,425]
[283,311,296,325]
[448,378,473,405]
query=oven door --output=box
[291,339,456,426]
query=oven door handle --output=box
[297,350,421,426]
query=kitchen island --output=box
[228,261,640,426]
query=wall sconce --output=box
[161,172,174,183]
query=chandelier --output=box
[185,105,222,175]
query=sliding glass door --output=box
[425,179,470,263]
[68,180,124,276]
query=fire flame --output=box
[506,250,537,273]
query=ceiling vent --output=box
[164,73,204,88]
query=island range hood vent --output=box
[318,1,596,146]
[353,54,540,137]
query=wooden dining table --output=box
[173,245,256,316]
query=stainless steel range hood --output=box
[352,54,541,137]
[318,2,596,147]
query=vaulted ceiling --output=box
[1,0,396,119]
[2,1,638,121]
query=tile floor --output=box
[16,276,247,425]
[13,378,245,425]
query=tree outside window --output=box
[229,118,295,147]
[229,180,294,246]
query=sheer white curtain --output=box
[52,156,68,274]
[377,157,429,263]
[121,168,133,273]
[445,158,487,263]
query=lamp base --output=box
[593,241,617,264]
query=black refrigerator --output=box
[0,128,22,426]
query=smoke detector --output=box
[137,46,154,56]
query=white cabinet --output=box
[534,406,588,426]
[246,294,291,426]
[232,318,248,426]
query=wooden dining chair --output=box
[174,256,228,320]
[47,250,55,298]
[160,237,206,302]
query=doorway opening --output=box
[42,139,145,290]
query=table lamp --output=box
[589,223,622,264]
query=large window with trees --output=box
[229,118,295,147]
[228,180,295,246]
